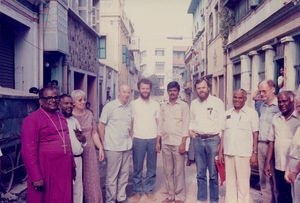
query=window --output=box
[122,45,126,63]
[234,0,250,24]
[98,36,106,59]
[215,4,219,35]
[79,10,87,21]
[158,77,164,88]
[233,62,241,91]
[155,62,165,74]
[209,13,213,42]
[78,0,86,7]
[173,51,184,60]
[155,48,164,56]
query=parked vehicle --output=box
[0,91,39,192]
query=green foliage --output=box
[220,7,235,46]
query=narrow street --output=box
[7,151,262,203]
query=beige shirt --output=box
[131,97,160,139]
[288,127,300,172]
[268,111,300,171]
[224,106,259,157]
[189,95,225,135]
[158,99,190,146]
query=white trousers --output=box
[74,156,83,203]
[225,155,251,203]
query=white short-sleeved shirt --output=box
[0,148,2,157]
[131,97,160,139]
[268,111,300,171]
[189,95,225,135]
[224,106,259,157]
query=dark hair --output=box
[194,78,209,88]
[167,81,180,91]
[60,94,72,100]
[51,80,58,85]
[137,78,152,90]
[39,87,56,99]
[29,87,39,94]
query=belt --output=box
[195,133,218,139]
[74,154,83,157]
[258,140,269,143]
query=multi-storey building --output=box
[0,0,44,91]
[98,0,140,100]
[224,0,300,108]
[141,37,191,100]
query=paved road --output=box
[9,152,262,203]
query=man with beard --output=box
[21,88,74,203]
[98,85,132,203]
[189,78,225,203]
[60,94,86,203]
[130,78,160,202]
[265,91,299,203]
[156,81,189,203]
[219,89,259,203]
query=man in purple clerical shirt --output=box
[21,87,74,203]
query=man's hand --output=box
[250,153,258,166]
[32,179,45,192]
[264,163,272,177]
[218,150,224,164]
[189,130,197,139]
[98,147,105,162]
[72,167,76,180]
[178,142,186,154]
[288,171,297,183]
[155,141,161,153]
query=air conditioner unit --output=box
[250,0,259,8]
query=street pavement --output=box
[8,152,262,203]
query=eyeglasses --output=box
[40,96,60,101]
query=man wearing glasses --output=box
[21,87,75,203]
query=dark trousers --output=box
[275,169,292,203]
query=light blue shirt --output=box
[258,98,280,141]
[100,99,132,151]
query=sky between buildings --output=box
[124,0,193,48]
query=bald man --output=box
[98,85,132,203]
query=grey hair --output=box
[278,90,295,101]
[71,89,86,102]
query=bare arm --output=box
[264,141,274,177]
[218,130,225,163]
[98,122,105,144]
[250,131,259,166]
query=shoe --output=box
[174,200,184,203]
[162,197,171,203]
[130,194,141,203]
[145,193,157,201]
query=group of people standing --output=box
[20,77,300,203]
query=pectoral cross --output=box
[62,143,67,154]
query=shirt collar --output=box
[278,110,298,120]
[167,99,180,105]
[116,99,128,107]
[263,97,278,107]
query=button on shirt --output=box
[259,98,280,141]
[189,95,225,135]
[131,98,160,139]
[158,99,190,146]
[224,106,259,157]
[66,116,84,156]
[268,111,300,171]
[100,99,132,151]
